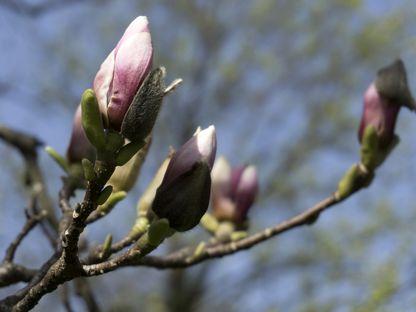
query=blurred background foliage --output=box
[1,0,416,311]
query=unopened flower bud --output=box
[93,16,153,131]
[66,105,95,163]
[211,158,258,225]
[211,157,234,220]
[152,126,217,232]
[234,165,258,222]
[358,59,415,149]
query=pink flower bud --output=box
[66,105,95,163]
[211,158,258,225]
[152,126,217,231]
[211,156,232,198]
[358,59,415,148]
[233,166,258,222]
[93,16,153,130]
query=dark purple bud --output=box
[358,59,415,148]
[152,126,217,231]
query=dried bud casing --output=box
[375,59,414,109]
[121,68,165,143]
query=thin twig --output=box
[0,263,37,287]
[82,228,146,265]
[80,194,340,276]
[3,205,45,263]
[0,125,357,311]
[138,195,339,268]
[164,78,183,95]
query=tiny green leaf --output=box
[200,213,219,234]
[100,234,113,259]
[193,242,206,257]
[81,89,106,151]
[45,146,69,172]
[98,191,127,214]
[115,140,145,166]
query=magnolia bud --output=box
[358,59,415,149]
[152,126,217,231]
[93,16,153,131]
[66,105,95,163]
[233,166,258,222]
[211,158,258,225]
[211,157,235,221]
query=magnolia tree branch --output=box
[0,125,358,311]
[2,56,389,307]
[3,203,45,263]
[0,264,37,287]
[0,181,355,310]
[138,195,340,268]
[81,194,341,275]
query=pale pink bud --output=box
[211,156,232,198]
[66,105,95,163]
[93,16,153,130]
[211,159,258,224]
[358,83,399,147]
[211,157,235,221]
